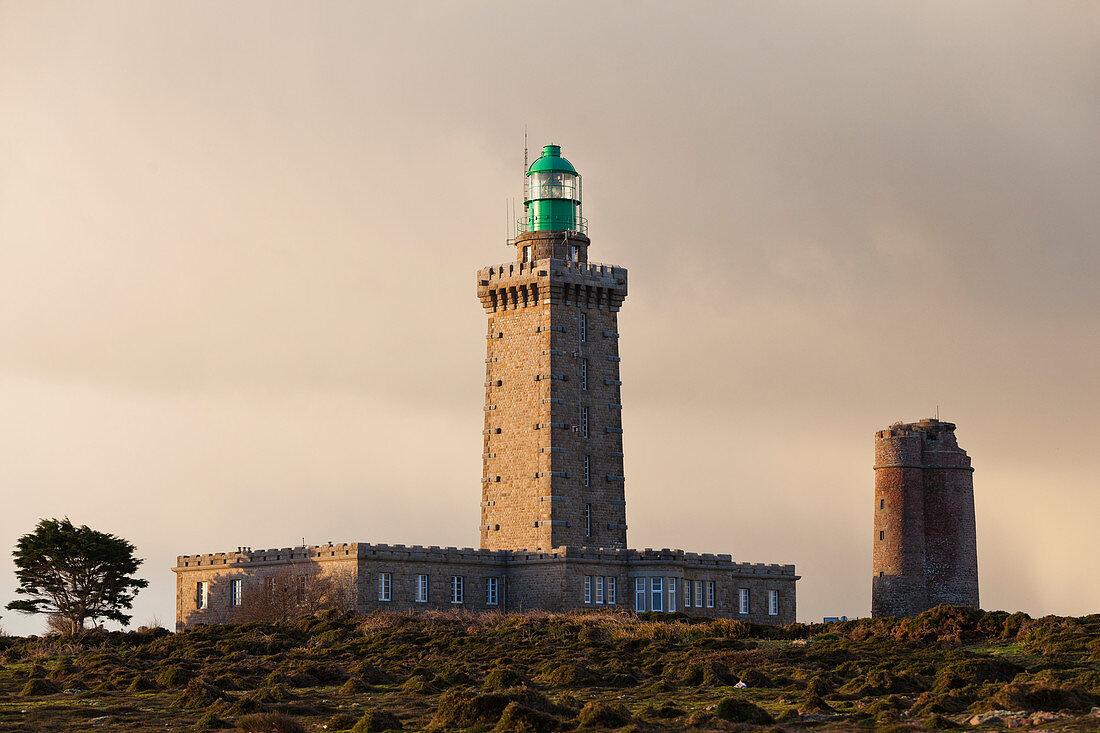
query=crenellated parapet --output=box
[476,258,627,313]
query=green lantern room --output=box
[515,144,590,264]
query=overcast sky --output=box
[1,1,1097,634]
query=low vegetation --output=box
[0,606,1097,731]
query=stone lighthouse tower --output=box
[476,145,629,552]
[872,419,979,617]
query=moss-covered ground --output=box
[0,606,1097,731]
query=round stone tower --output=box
[872,419,978,617]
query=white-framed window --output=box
[695,580,703,608]
[451,576,464,604]
[230,579,242,607]
[379,572,392,602]
[197,581,209,609]
[584,456,590,487]
[607,577,616,605]
[264,576,277,600]
[651,577,663,612]
[582,407,589,438]
[570,244,579,262]
[582,359,588,389]
[522,245,531,263]
[667,578,677,613]
[580,312,587,341]
[486,577,499,606]
[707,581,716,608]
[739,588,749,615]
[768,589,779,616]
[635,577,646,612]
[584,576,592,604]
[416,574,428,603]
[595,576,604,604]
[585,503,592,536]
[684,580,692,608]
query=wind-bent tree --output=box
[6,518,149,635]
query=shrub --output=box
[992,682,1093,712]
[127,674,157,693]
[576,701,629,728]
[173,677,230,709]
[401,674,436,694]
[431,687,558,729]
[483,668,529,690]
[226,695,263,716]
[739,667,773,688]
[157,665,192,688]
[325,713,359,731]
[340,676,372,693]
[194,710,230,730]
[538,661,595,688]
[714,696,773,724]
[799,693,834,714]
[492,701,558,732]
[349,707,404,732]
[236,712,306,733]
[19,677,60,696]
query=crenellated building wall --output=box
[173,543,798,629]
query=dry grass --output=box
[0,606,1095,732]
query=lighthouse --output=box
[478,144,628,551]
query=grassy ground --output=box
[0,606,1097,731]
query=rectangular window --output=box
[379,572,392,602]
[570,244,579,262]
[197,581,209,609]
[667,578,677,613]
[230,579,242,607]
[522,245,531,263]
[580,312,587,342]
[684,580,692,608]
[707,581,716,608]
[595,576,604,604]
[582,359,588,389]
[585,503,592,536]
[768,589,779,616]
[695,580,703,608]
[739,588,749,615]
[880,498,885,510]
[584,456,590,487]
[880,530,885,541]
[264,576,276,600]
[451,576,464,604]
[635,577,646,612]
[582,407,589,438]
[416,574,428,603]
[651,577,663,612]
[607,577,616,605]
[486,577,498,606]
[584,576,592,604]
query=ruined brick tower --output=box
[477,144,628,551]
[872,419,979,617]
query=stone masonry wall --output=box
[174,544,798,630]
[477,235,628,552]
[872,420,977,617]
